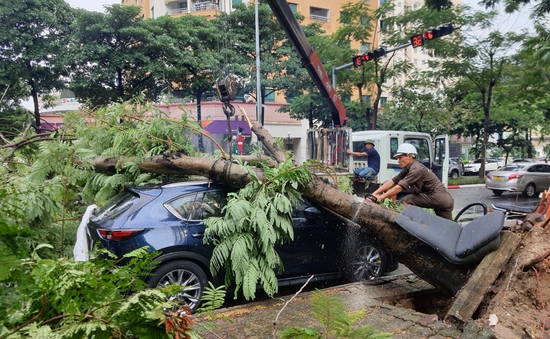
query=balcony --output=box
[168,7,189,14]
[192,2,218,12]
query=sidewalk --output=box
[193,275,494,339]
[448,183,486,189]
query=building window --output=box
[380,0,385,4]
[379,97,387,107]
[379,20,386,30]
[398,1,402,5]
[233,0,242,5]
[361,95,371,105]
[288,3,297,13]
[151,6,154,18]
[310,7,329,22]
[265,90,275,103]
[360,42,370,53]
[360,15,369,26]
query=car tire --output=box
[348,242,388,281]
[492,190,503,196]
[450,170,459,179]
[523,183,536,198]
[147,260,208,313]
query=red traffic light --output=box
[410,24,454,48]
[352,47,387,66]
[424,24,454,41]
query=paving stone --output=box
[193,276,496,339]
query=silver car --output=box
[486,162,550,197]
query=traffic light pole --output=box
[332,40,413,89]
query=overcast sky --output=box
[65,0,119,12]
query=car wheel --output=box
[451,170,459,179]
[523,183,536,198]
[492,190,503,196]
[147,260,208,313]
[349,243,388,281]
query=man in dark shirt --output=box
[347,140,380,180]
[370,143,454,220]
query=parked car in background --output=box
[87,181,398,312]
[448,157,464,179]
[464,158,504,175]
[486,162,550,197]
[513,158,535,163]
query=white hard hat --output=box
[394,143,417,158]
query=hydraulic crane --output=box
[265,0,348,128]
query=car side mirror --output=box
[304,207,321,220]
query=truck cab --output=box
[349,131,449,187]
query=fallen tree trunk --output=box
[93,151,475,295]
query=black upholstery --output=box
[395,206,505,265]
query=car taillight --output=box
[486,173,490,179]
[508,173,524,180]
[97,229,144,241]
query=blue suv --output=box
[87,181,398,312]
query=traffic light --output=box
[352,47,387,67]
[410,24,454,48]
[424,24,454,40]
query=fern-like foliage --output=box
[1,248,193,339]
[197,282,226,313]
[278,290,394,339]
[204,157,313,300]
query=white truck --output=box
[349,130,449,187]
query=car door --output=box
[164,190,226,258]
[541,164,550,191]
[434,135,449,187]
[530,164,550,191]
[276,199,332,278]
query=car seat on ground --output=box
[395,205,505,265]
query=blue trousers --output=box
[354,167,377,180]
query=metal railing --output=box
[169,7,188,14]
[191,3,218,12]
[310,14,329,22]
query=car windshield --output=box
[474,159,482,163]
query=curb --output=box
[448,184,486,189]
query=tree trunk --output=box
[92,121,473,296]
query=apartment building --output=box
[122,0,445,105]
[119,0,452,163]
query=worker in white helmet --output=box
[370,143,455,220]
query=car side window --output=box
[404,138,430,168]
[167,193,198,220]
[390,137,398,158]
[527,165,540,173]
[292,199,311,218]
[543,165,550,173]
[200,191,227,219]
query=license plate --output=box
[494,176,502,181]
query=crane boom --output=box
[265,0,347,127]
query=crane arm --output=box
[265,0,347,127]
